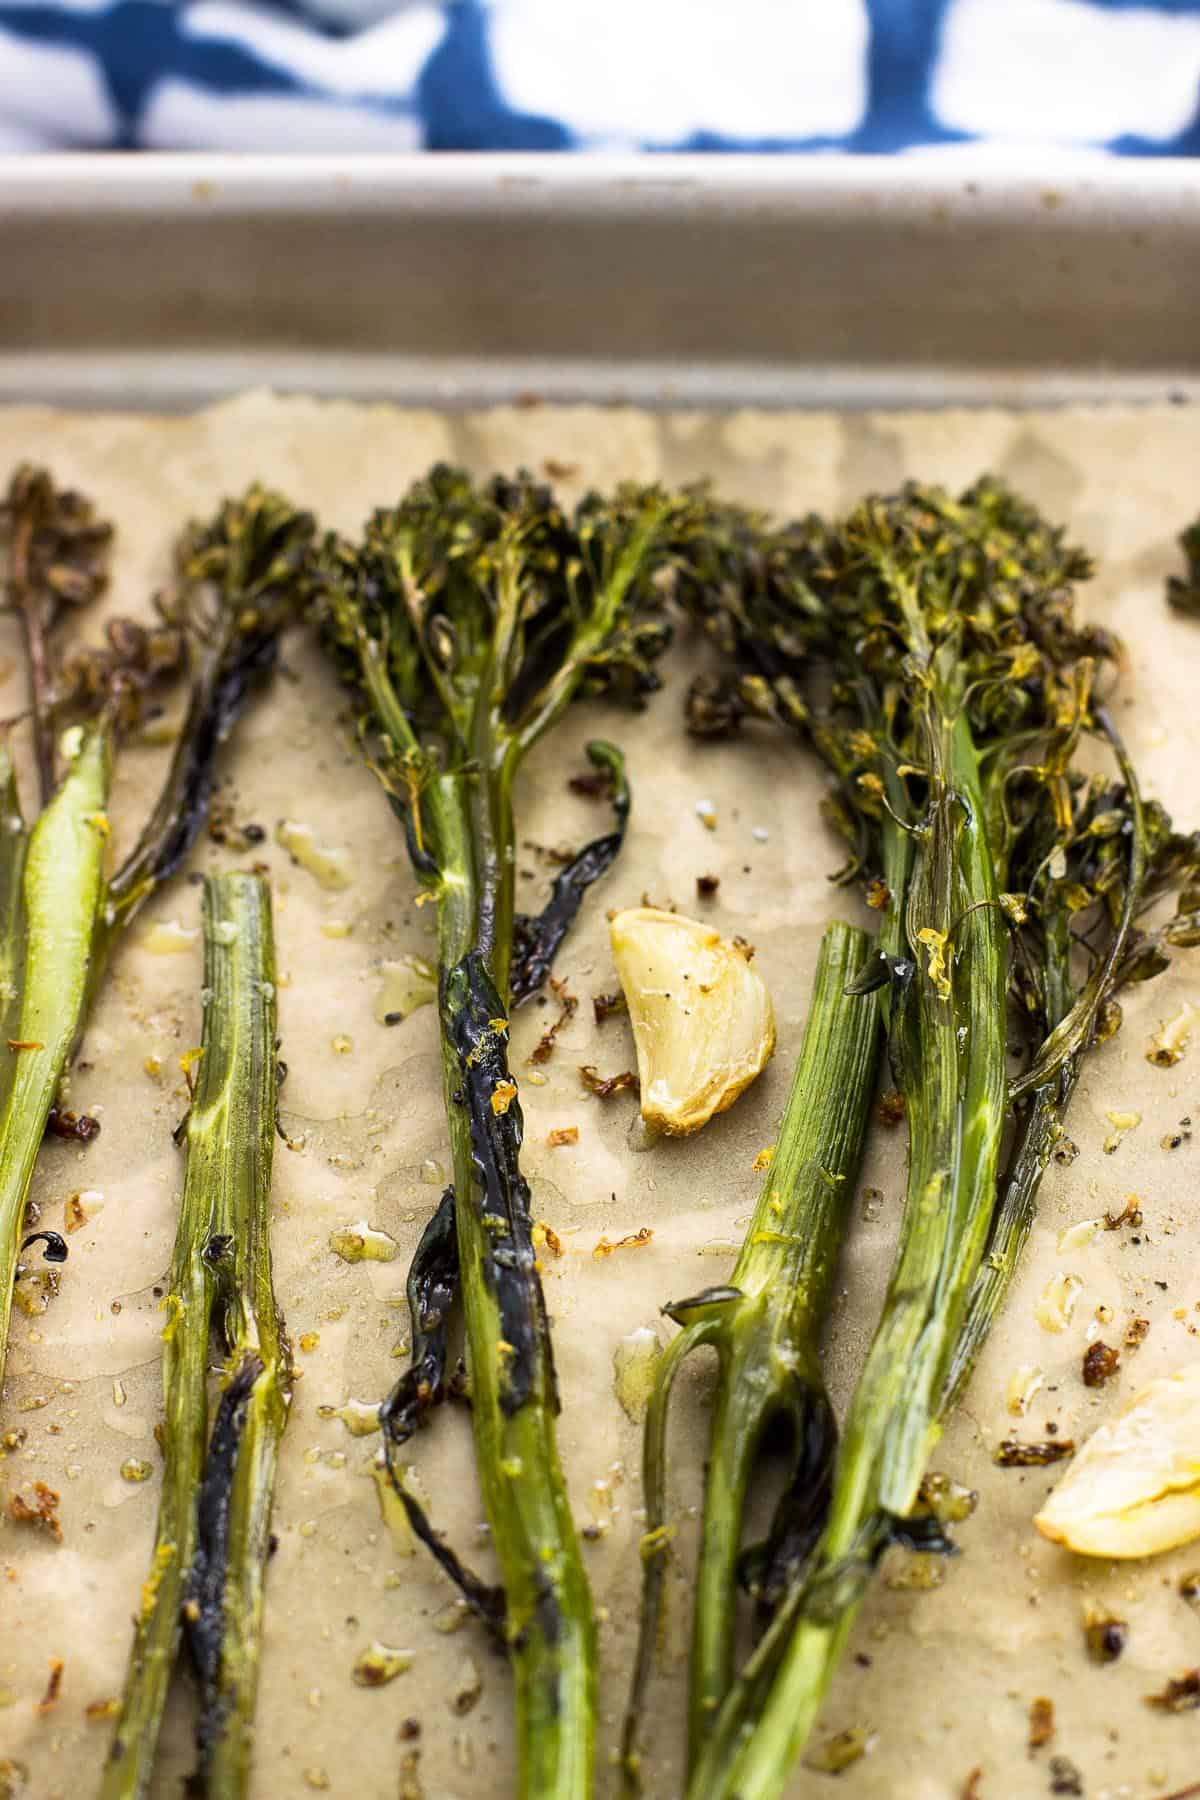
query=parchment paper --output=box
[1,396,1199,1800]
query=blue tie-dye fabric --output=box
[0,0,1197,153]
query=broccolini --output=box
[675,478,1200,1798]
[316,464,697,1798]
[0,470,313,1401]
[103,873,289,1799]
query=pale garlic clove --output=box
[609,907,775,1136]
[1035,1362,1200,1558]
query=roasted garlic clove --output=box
[609,907,775,1135]
[1035,1362,1200,1558]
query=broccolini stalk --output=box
[0,730,109,1378]
[317,465,684,1798]
[679,479,1200,1798]
[102,873,290,1800]
[620,921,879,1788]
[0,473,313,1401]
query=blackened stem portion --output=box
[183,1351,263,1767]
[424,764,595,1800]
[510,741,629,1004]
[380,1185,460,1453]
[377,1190,507,1639]
[446,949,556,1416]
[391,1482,507,1641]
[105,628,280,938]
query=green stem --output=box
[945,707,1148,1408]
[0,743,30,1123]
[689,923,879,1757]
[620,1321,715,1794]
[428,770,595,1800]
[0,729,109,1399]
[687,705,1009,1800]
[193,875,290,1797]
[102,873,286,1800]
[621,924,879,1789]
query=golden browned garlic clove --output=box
[608,907,775,1136]
[1034,1362,1200,1558]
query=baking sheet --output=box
[2,156,1199,411]
[0,395,1199,1800]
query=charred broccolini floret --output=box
[644,477,1200,1799]
[0,470,314,1401]
[315,463,707,1800]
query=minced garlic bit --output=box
[613,1328,662,1422]
[1036,1363,1200,1558]
[374,954,437,1026]
[1147,1001,1200,1069]
[804,1727,876,1775]
[65,1189,104,1233]
[1056,1218,1102,1254]
[275,819,354,892]
[351,1642,413,1687]
[141,919,200,956]
[328,1221,399,1265]
[317,1399,381,1439]
[1035,1272,1084,1333]
[1006,1364,1044,1417]
[451,1654,483,1716]
[1102,1109,1141,1154]
[609,907,775,1136]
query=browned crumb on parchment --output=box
[1146,1669,1200,1712]
[592,1228,653,1260]
[579,1065,640,1100]
[36,1657,64,1714]
[8,1480,62,1542]
[1028,1695,1055,1749]
[1082,1341,1120,1387]
[995,1439,1075,1468]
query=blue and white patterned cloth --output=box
[1,0,1198,154]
